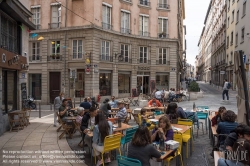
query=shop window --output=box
[156,74,169,90]
[99,73,111,96]
[118,74,130,93]
[29,74,42,100]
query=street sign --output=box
[220,71,225,74]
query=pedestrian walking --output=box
[222,79,230,101]
[54,92,64,127]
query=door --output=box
[143,76,149,94]
[49,72,61,103]
[137,76,143,95]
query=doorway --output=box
[137,76,149,95]
[49,72,61,103]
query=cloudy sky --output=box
[184,0,211,65]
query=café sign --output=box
[138,66,150,70]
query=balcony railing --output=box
[137,59,151,64]
[139,0,150,6]
[121,27,131,34]
[158,33,169,38]
[47,54,62,61]
[100,55,113,62]
[121,0,131,2]
[35,24,41,30]
[139,31,150,37]
[158,3,170,9]
[156,60,170,65]
[48,22,61,29]
[117,57,132,63]
[29,55,42,62]
[102,22,112,30]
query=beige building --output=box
[197,27,205,81]
[211,0,226,87]
[21,0,185,104]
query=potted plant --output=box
[188,81,200,100]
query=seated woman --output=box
[139,109,155,130]
[76,107,85,125]
[211,106,226,126]
[216,110,238,147]
[151,116,173,142]
[218,139,250,166]
[166,103,179,123]
[92,112,113,166]
[128,126,161,166]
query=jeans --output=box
[222,90,229,100]
[218,158,245,166]
[54,110,58,126]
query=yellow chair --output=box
[177,119,194,158]
[165,132,184,166]
[138,114,155,130]
[94,133,122,166]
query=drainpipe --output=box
[64,0,68,93]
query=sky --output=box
[184,0,211,66]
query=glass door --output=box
[137,76,143,95]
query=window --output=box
[243,2,246,17]
[102,5,111,29]
[50,5,61,28]
[139,47,148,63]
[241,27,245,42]
[158,0,168,8]
[29,74,42,100]
[235,33,238,46]
[118,73,130,93]
[139,15,149,36]
[121,11,130,34]
[51,41,60,55]
[158,48,168,64]
[158,18,168,38]
[101,41,110,61]
[99,73,111,96]
[0,11,18,54]
[232,10,234,23]
[31,7,40,29]
[139,0,150,6]
[72,40,83,59]
[230,32,233,45]
[156,74,169,90]
[120,44,129,62]
[227,36,229,47]
[236,10,239,22]
[227,17,230,27]
[31,42,40,61]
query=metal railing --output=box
[48,22,61,29]
[156,60,170,65]
[137,59,151,64]
[158,3,170,9]
[47,55,62,61]
[99,55,113,62]
[158,33,169,38]
[102,22,112,30]
[29,55,42,62]
[139,31,150,37]
[139,0,150,6]
[117,57,132,63]
[35,24,41,30]
[121,27,131,34]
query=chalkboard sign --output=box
[150,80,156,93]
[132,88,137,97]
[21,83,27,100]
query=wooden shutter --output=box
[144,17,148,33]
[139,16,142,33]
[51,6,58,23]
[102,5,106,23]
[158,18,162,33]
[121,12,124,29]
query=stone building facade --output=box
[21,0,185,103]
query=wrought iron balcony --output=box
[117,57,132,63]
[29,55,42,62]
[47,54,62,61]
[48,22,61,29]
[121,28,131,34]
[139,31,150,37]
[35,24,41,30]
[100,55,113,62]
[139,0,150,6]
[156,60,170,65]
[102,22,112,30]
[137,59,151,64]
[158,33,169,38]
[158,3,170,9]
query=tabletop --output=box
[171,124,191,134]
[144,107,166,110]
[160,149,174,160]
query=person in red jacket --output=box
[148,97,162,107]
[211,106,226,126]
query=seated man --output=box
[79,98,91,110]
[155,89,163,102]
[139,109,155,130]
[115,101,127,122]
[109,96,118,108]
[148,97,163,107]
[59,99,69,122]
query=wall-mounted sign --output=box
[21,73,26,78]
[8,55,19,66]
[94,64,98,73]
[220,71,225,74]
[138,66,150,70]
[2,53,6,63]
[86,67,90,74]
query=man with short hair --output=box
[115,101,127,122]
[148,97,162,107]
[79,98,91,110]
[109,96,118,108]
[222,79,229,101]
[59,99,69,122]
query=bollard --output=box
[39,103,41,118]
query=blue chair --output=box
[154,110,162,115]
[121,126,138,155]
[117,155,142,166]
[197,111,208,133]
[197,106,209,110]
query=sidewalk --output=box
[0,114,87,166]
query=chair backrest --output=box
[174,132,183,152]
[197,106,209,110]
[121,126,138,144]
[132,113,141,125]
[196,112,208,118]
[57,112,63,124]
[123,116,130,124]
[103,134,122,153]
[117,155,142,166]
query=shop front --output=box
[156,72,169,90]
[99,71,112,96]
[118,71,131,98]
[137,71,150,95]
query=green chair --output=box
[117,155,142,166]
[120,126,138,156]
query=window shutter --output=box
[78,40,82,58]
[158,18,162,33]
[144,17,148,33]
[58,7,61,23]
[102,6,106,23]
[121,12,124,29]
[139,16,142,32]
[163,19,167,33]
[126,13,130,29]
[51,6,58,23]
[37,9,40,24]
[107,7,111,24]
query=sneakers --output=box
[96,160,103,166]
[105,157,111,163]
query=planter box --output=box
[197,91,203,98]
[189,92,197,100]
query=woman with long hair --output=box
[166,102,178,123]
[53,92,64,127]
[151,116,173,142]
[92,112,113,166]
[211,106,226,126]
[128,126,161,166]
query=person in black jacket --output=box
[80,107,98,146]
[99,98,111,118]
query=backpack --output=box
[227,82,231,89]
